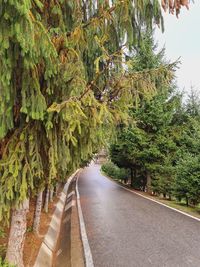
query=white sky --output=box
[155,1,200,94]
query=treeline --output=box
[106,33,200,207]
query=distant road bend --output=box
[78,163,200,267]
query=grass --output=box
[152,197,200,219]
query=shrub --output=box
[101,162,128,181]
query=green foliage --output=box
[110,31,177,192]
[101,162,129,181]
[109,39,200,206]
[0,257,15,267]
[110,88,178,191]
[174,154,200,206]
[0,1,175,221]
[0,228,5,238]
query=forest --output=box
[102,33,200,207]
[0,0,191,266]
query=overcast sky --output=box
[155,2,200,95]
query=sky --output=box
[155,1,200,95]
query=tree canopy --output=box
[108,30,200,206]
[0,1,176,222]
[110,32,177,190]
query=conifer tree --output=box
[109,31,177,193]
[173,92,200,205]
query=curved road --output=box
[78,163,200,267]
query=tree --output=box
[110,83,200,204]
[110,31,177,193]
[174,153,200,206]
[173,92,200,206]
[185,88,200,117]
[0,1,174,266]
[110,126,146,187]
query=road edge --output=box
[102,169,200,223]
[76,172,94,267]
[34,170,79,267]
[70,182,85,267]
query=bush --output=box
[101,162,128,181]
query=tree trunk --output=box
[146,172,151,194]
[6,199,29,267]
[33,191,43,234]
[186,195,189,207]
[49,188,54,202]
[55,183,60,197]
[130,168,134,187]
[44,187,49,213]
[134,168,137,187]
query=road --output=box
[78,163,200,267]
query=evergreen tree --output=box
[173,92,200,205]
[110,31,177,193]
[174,153,200,206]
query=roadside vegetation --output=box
[102,32,200,214]
[101,162,129,182]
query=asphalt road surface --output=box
[78,163,200,267]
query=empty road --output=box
[78,163,200,267]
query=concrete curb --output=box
[70,180,85,267]
[34,170,79,267]
[76,172,94,267]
